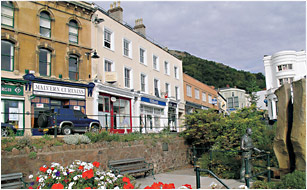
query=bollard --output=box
[267,152,271,182]
[195,165,200,189]
[244,158,250,188]
[105,114,108,131]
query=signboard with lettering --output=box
[33,83,85,99]
[141,97,166,106]
[105,72,117,83]
[212,98,217,105]
[1,84,24,96]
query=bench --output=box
[108,158,155,179]
[1,172,28,189]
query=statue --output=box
[240,128,263,182]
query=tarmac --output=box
[134,167,247,189]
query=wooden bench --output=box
[1,172,28,189]
[108,158,155,179]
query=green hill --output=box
[169,50,266,93]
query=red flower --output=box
[182,184,192,189]
[51,183,64,189]
[78,166,84,170]
[162,183,175,189]
[85,187,91,189]
[93,161,100,168]
[36,177,40,182]
[123,183,134,189]
[51,167,54,170]
[39,166,48,173]
[82,169,94,179]
[28,187,33,189]
[122,177,130,183]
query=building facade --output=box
[219,86,248,113]
[1,1,96,135]
[263,50,306,121]
[90,2,185,133]
[183,73,218,114]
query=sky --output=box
[94,0,306,74]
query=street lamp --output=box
[86,50,100,59]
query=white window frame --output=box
[140,73,147,93]
[175,86,180,100]
[104,27,114,50]
[123,38,132,58]
[187,85,192,97]
[124,67,132,89]
[154,78,160,97]
[208,94,212,104]
[195,88,200,99]
[164,61,170,75]
[174,66,179,79]
[104,58,114,72]
[139,47,147,65]
[153,54,159,71]
[202,92,206,102]
[165,83,170,97]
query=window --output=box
[40,11,51,38]
[227,97,233,108]
[277,64,293,71]
[234,97,239,107]
[69,55,78,80]
[123,39,131,57]
[104,60,113,72]
[1,40,14,71]
[165,83,170,97]
[153,55,159,70]
[208,94,212,103]
[164,61,169,75]
[140,48,146,64]
[279,77,294,86]
[195,89,200,99]
[39,49,51,76]
[104,28,112,49]
[187,85,192,97]
[124,68,131,88]
[174,66,179,79]
[175,86,179,100]
[68,20,78,44]
[202,92,206,102]
[140,74,146,92]
[154,79,160,97]
[1,1,14,27]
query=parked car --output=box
[37,108,101,135]
[1,123,17,137]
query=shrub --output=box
[28,151,37,159]
[63,134,91,145]
[16,135,32,149]
[252,180,276,189]
[276,170,306,189]
[84,131,109,143]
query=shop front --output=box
[1,78,26,136]
[185,101,202,114]
[168,101,177,131]
[23,74,95,135]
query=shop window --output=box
[112,99,130,129]
[1,99,24,131]
[69,55,79,80]
[1,40,14,71]
[40,11,51,38]
[39,48,51,76]
[1,1,14,27]
[68,20,78,44]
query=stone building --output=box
[90,2,185,133]
[1,1,96,135]
[219,86,249,113]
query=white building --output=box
[263,50,307,121]
[219,86,249,113]
[255,90,268,110]
[90,2,184,133]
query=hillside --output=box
[169,50,266,93]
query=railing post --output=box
[105,114,108,131]
[267,152,271,182]
[139,115,142,133]
[54,111,58,138]
[144,115,147,133]
[244,158,250,188]
[195,165,201,189]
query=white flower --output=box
[114,186,120,189]
[178,186,189,189]
[52,174,56,179]
[47,169,52,174]
[96,171,101,175]
[117,175,123,178]
[95,177,99,181]
[81,162,86,166]
[63,172,67,176]
[98,185,106,189]
[239,185,248,189]
[69,169,75,173]
[29,175,33,179]
[68,182,75,189]
[210,182,218,188]
[100,176,105,180]
[39,178,44,183]
[44,176,47,179]
[73,176,78,181]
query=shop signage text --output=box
[1,84,24,96]
[141,97,166,106]
[33,83,85,99]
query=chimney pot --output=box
[108,1,123,23]
[134,18,146,36]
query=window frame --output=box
[68,20,79,44]
[174,66,179,79]
[39,48,52,76]
[123,38,132,58]
[1,40,14,71]
[140,73,147,93]
[165,83,170,97]
[187,85,192,97]
[39,11,51,38]
[139,47,147,65]
[104,28,113,50]
[68,55,79,81]
[1,1,14,28]
[124,67,132,88]
[164,61,170,75]
[104,59,114,72]
[154,78,160,97]
[195,88,200,99]
[153,54,159,71]
[175,86,179,100]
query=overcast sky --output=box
[94,0,306,74]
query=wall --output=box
[1,137,190,178]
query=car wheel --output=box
[90,124,99,133]
[62,125,72,135]
[1,128,9,137]
[38,113,48,128]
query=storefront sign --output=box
[36,103,44,108]
[73,106,80,110]
[9,108,19,121]
[1,84,24,96]
[33,83,85,99]
[105,72,117,83]
[141,97,166,106]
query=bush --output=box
[28,151,37,159]
[16,135,32,149]
[63,134,91,145]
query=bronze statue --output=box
[240,128,263,182]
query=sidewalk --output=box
[134,168,246,189]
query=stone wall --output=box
[1,137,190,178]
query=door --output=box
[73,110,88,132]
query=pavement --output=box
[134,167,247,189]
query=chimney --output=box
[134,18,146,37]
[108,1,123,23]
[226,84,230,88]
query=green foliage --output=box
[28,151,37,159]
[16,135,32,149]
[175,52,266,91]
[252,171,306,189]
[63,134,91,145]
